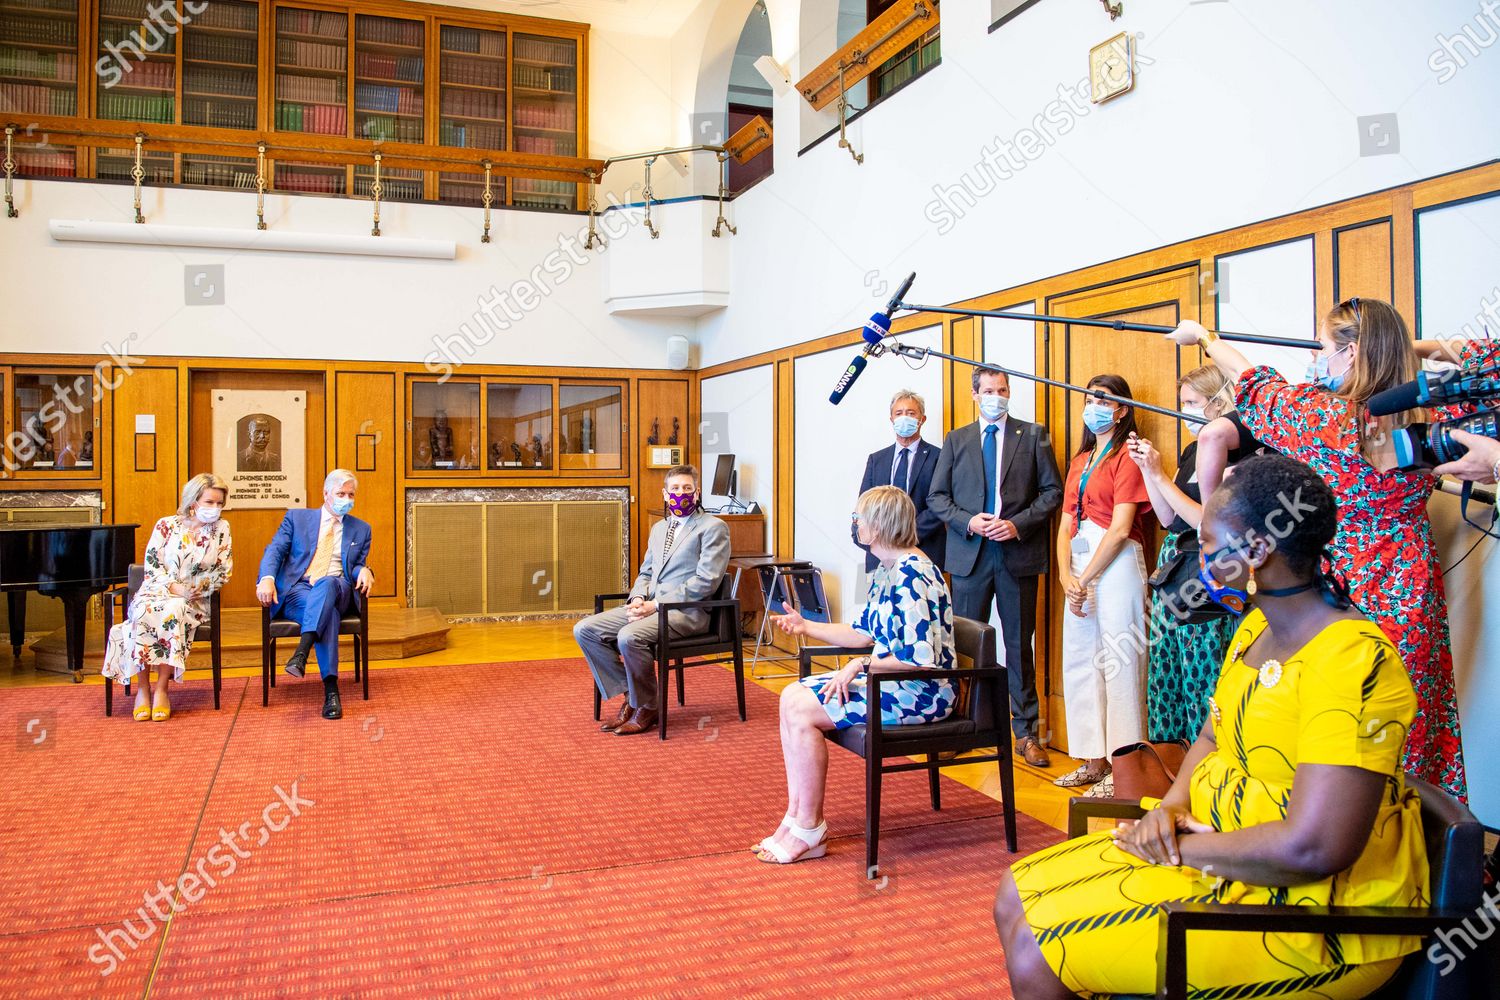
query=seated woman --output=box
[994,454,1428,998]
[102,473,234,721]
[756,485,956,865]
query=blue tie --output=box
[982,425,998,515]
[893,445,910,493]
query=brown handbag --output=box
[1111,740,1190,801]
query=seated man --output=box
[256,469,373,720]
[574,464,731,736]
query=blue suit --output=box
[258,508,372,679]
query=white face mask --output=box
[1181,405,1206,434]
[196,506,222,524]
[978,395,1009,421]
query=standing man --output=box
[929,368,1063,768]
[256,469,373,720]
[854,389,945,572]
[574,465,731,736]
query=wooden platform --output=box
[30,605,451,674]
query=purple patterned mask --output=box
[665,492,697,517]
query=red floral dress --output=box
[1234,340,1497,801]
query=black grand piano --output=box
[0,521,136,680]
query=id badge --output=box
[1070,534,1090,555]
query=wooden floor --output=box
[3,620,1085,832]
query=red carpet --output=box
[0,659,1061,997]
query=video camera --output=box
[1368,360,1500,471]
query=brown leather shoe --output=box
[600,700,633,732]
[1016,736,1051,768]
[612,706,659,736]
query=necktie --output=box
[982,425,998,515]
[662,519,677,559]
[893,445,911,494]
[306,518,336,581]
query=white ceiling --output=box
[414,0,707,37]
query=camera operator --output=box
[1167,300,1498,801]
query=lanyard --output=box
[1075,439,1115,530]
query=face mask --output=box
[1181,405,1206,435]
[1305,346,1350,391]
[978,395,1008,421]
[1082,402,1116,435]
[330,497,354,516]
[195,506,221,524]
[666,492,697,518]
[1197,545,1249,614]
[892,415,919,438]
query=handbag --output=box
[1147,531,1235,625]
[1111,740,1191,801]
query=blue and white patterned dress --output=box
[802,553,956,729]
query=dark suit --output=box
[928,416,1063,740]
[258,508,371,679]
[853,439,945,571]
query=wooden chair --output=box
[103,563,224,715]
[799,615,1019,877]
[261,591,370,706]
[1065,776,1486,999]
[590,573,745,740]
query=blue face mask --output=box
[977,395,1008,421]
[1305,346,1351,391]
[330,496,354,516]
[1082,402,1116,435]
[892,414,919,438]
[1197,544,1249,614]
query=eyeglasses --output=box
[1343,296,1362,328]
[850,512,863,524]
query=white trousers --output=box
[1060,518,1148,761]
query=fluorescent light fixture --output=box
[48,219,457,260]
[753,54,791,96]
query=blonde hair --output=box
[179,473,228,516]
[1323,297,1420,436]
[1178,364,1234,419]
[889,389,926,417]
[856,485,918,549]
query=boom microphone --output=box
[862,271,919,347]
[1368,366,1500,416]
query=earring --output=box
[1246,565,1257,597]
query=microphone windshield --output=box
[863,312,890,345]
[1367,377,1425,416]
[829,352,869,405]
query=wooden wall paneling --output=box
[1313,228,1335,323]
[1391,190,1418,322]
[635,378,689,566]
[189,369,327,608]
[334,371,396,597]
[774,357,794,559]
[947,316,977,433]
[1333,218,1395,305]
[110,367,179,564]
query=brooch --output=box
[1258,660,1284,688]
[1208,696,1222,725]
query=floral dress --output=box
[800,553,956,728]
[102,515,233,683]
[1233,339,1498,800]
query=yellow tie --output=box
[305,518,336,581]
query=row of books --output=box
[0,46,75,79]
[513,101,572,130]
[441,26,503,57]
[182,159,256,187]
[355,51,422,82]
[514,64,573,92]
[0,81,76,113]
[276,9,346,39]
[274,100,345,133]
[354,175,422,200]
[513,36,573,66]
[441,55,504,88]
[515,133,576,156]
[109,59,173,88]
[98,0,150,18]
[3,0,76,13]
[98,155,171,182]
[276,168,344,193]
[1,15,77,45]
[438,121,502,148]
[99,21,174,51]
[191,1,257,33]
[439,89,499,119]
[354,82,420,115]
[356,17,421,48]
[277,72,341,103]
[15,148,75,176]
[185,66,255,97]
[276,38,344,69]
[98,91,173,121]
[358,114,421,143]
[185,33,255,65]
[184,97,255,128]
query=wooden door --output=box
[335,371,396,598]
[1040,265,1202,756]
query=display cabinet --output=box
[12,370,98,476]
[486,382,552,470]
[410,379,481,471]
[0,0,79,117]
[558,382,621,471]
[182,0,259,129]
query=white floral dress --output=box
[102,515,233,683]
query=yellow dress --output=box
[1011,611,1429,998]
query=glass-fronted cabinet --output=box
[411,379,481,470]
[486,382,552,470]
[13,370,97,474]
[558,382,621,471]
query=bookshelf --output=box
[437,170,501,207]
[182,0,259,130]
[182,152,257,188]
[95,145,173,183]
[438,24,504,152]
[0,0,79,118]
[354,162,422,201]
[274,5,347,137]
[354,13,423,144]
[273,160,346,195]
[510,32,577,209]
[95,0,175,124]
[12,143,77,177]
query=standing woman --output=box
[1126,365,1242,743]
[102,473,234,721]
[1053,375,1152,788]
[1170,301,1497,799]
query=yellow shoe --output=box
[133,700,151,722]
[151,694,171,722]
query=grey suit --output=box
[573,509,732,711]
[928,416,1063,740]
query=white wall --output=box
[699,364,775,539]
[983,303,1039,422]
[1416,191,1500,340]
[1215,237,1319,382]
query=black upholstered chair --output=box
[590,573,745,740]
[261,591,370,706]
[103,563,224,716]
[1065,776,1485,1000]
[798,615,1019,877]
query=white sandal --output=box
[751,814,794,854]
[755,820,828,864]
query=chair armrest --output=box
[870,666,1007,683]
[594,592,630,614]
[797,645,868,679]
[1067,797,1148,839]
[656,599,740,612]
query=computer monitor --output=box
[711,454,735,496]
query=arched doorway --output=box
[725,1,774,193]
